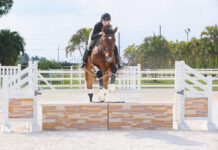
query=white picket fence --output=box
[117,64,141,102]
[1,64,218,89]
[0,64,21,88]
[37,68,218,89]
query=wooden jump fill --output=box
[41,102,173,131]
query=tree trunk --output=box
[78,47,83,60]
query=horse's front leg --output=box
[92,66,104,89]
[108,64,117,92]
[92,65,105,102]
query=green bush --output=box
[38,60,62,69]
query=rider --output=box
[81,13,121,69]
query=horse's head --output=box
[100,25,118,62]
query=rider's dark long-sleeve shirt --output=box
[91,22,103,40]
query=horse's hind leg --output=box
[110,64,117,84]
[103,76,109,89]
[108,64,117,92]
[88,93,93,102]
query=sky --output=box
[0,0,218,63]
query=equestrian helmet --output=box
[101,13,111,21]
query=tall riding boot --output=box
[81,40,96,68]
[114,46,122,69]
[81,49,89,68]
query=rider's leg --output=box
[81,30,93,68]
[114,45,122,69]
[81,40,94,68]
[81,39,98,68]
[81,49,89,68]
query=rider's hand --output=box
[99,32,103,35]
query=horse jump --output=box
[0,61,216,132]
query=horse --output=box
[84,25,118,102]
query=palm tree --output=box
[0,0,13,17]
[141,35,170,69]
[66,28,92,59]
[201,24,218,68]
[123,44,137,66]
[0,29,25,65]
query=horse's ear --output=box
[113,27,118,34]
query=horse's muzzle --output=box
[104,48,114,62]
[106,55,113,62]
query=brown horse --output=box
[84,25,118,102]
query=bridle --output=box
[100,34,115,62]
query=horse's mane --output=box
[102,25,114,35]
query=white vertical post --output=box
[31,61,40,132]
[133,67,136,89]
[120,72,122,89]
[173,61,179,129]
[84,79,87,89]
[124,69,127,89]
[28,61,33,93]
[1,76,11,133]
[129,67,131,89]
[118,72,121,89]
[178,61,189,130]
[127,68,129,89]
[61,68,64,85]
[16,64,21,89]
[137,64,141,90]
[70,66,73,88]
[123,70,125,89]
[180,61,185,126]
[79,67,81,89]
[131,67,134,89]
[180,61,185,123]
[38,68,40,90]
[131,67,133,89]
[208,75,212,123]
[203,75,216,130]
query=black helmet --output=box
[101,13,111,21]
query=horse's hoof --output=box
[108,84,116,92]
[98,89,105,102]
